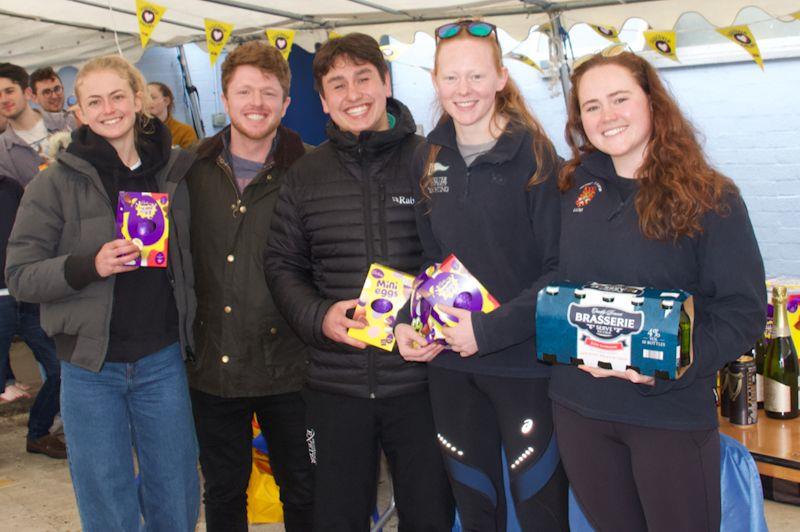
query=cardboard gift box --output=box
[536,282,694,379]
[348,264,415,351]
[410,254,500,347]
[116,191,170,268]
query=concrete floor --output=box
[2,342,799,531]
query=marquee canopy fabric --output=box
[0,0,798,68]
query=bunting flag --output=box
[507,52,544,74]
[266,29,296,60]
[791,11,800,21]
[205,19,234,67]
[643,30,679,62]
[536,22,553,35]
[589,24,621,43]
[717,25,764,70]
[135,0,166,48]
[380,42,410,62]
[328,31,343,40]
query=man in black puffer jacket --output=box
[265,33,454,531]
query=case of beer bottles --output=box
[536,282,694,379]
[766,277,800,356]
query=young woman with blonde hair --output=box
[5,55,199,531]
[395,20,568,531]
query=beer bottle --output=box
[764,286,799,419]
[754,318,772,409]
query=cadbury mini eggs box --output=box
[536,282,694,379]
[116,191,170,268]
[348,264,415,351]
[410,254,500,347]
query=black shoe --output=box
[26,433,67,459]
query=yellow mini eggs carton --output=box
[348,264,415,351]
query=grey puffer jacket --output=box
[5,147,196,372]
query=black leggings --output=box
[428,366,568,532]
[553,402,721,532]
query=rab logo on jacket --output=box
[391,195,415,206]
[573,181,602,213]
[427,162,450,194]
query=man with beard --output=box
[0,63,71,186]
[185,41,313,532]
[29,67,77,129]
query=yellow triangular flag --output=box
[791,10,800,21]
[328,31,343,40]
[205,19,234,67]
[379,43,409,62]
[507,52,544,74]
[589,24,620,43]
[266,29,296,60]
[135,0,166,48]
[536,22,552,35]
[717,25,764,70]
[643,30,679,62]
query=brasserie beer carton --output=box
[536,282,694,379]
[348,264,415,351]
[410,255,500,347]
[116,191,170,268]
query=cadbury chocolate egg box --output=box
[116,191,169,268]
[410,254,500,348]
[536,282,694,379]
[348,264,415,351]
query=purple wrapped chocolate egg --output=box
[453,290,483,311]
[371,298,393,314]
[136,219,157,237]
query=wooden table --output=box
[718,411,800,482]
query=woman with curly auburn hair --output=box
[550,48,767,531]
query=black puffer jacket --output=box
[265,99,427,399]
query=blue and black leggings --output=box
[428,365,569,531]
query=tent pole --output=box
[177,45,206,138]
[548,11,571,108]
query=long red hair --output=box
[560,51,737,240]
[421,30,558,202]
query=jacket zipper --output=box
[217,156,243,213]
[378,183,388,260]
[359,146,377,399]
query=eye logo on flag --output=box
[717,25,763,70]
[266,29,296,60]
[135,0,166,48]
[379,42,410,62]
[589,24,621,43]
[205,19,234,66]
[643,30,678,62]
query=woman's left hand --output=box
[579,365,656,386]
[438,304,478,357]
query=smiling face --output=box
[319,56,391,135]
[577,63,653,178]
[222,64,289,143]
[433,38,508,140]
[76,69,142,145]
[33,77,65,112]
[0,77,30,120]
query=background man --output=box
[29,67,77,129]
[186,41,313,532]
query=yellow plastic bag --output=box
[246,419,284,524]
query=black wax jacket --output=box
[265,99,428,399]
[0,176,23,291]
[409,118,560,377]
[186,125,309,398]
[549,151,767,430]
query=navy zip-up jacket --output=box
[549,151,766,430]
[410,119,560,377]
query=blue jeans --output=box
[0,295,61,440]
[61,342,200,532]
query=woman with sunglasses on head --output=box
[5,55,199,531]
[395,19,568,531]
[550,47,766,532]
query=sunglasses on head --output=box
[571,43,630,71]
[435,20,498,43]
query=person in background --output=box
[29,67,77,129]
[5,55,199,531]
[265,32,454,531]
[147,81,198,148]
[186,40,313,532]
[549,46,766,532]
[394,19,568,531]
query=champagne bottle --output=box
[764,286,799,419]
[754,318,772,409]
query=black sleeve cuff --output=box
[64,252,103,291]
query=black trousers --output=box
[427,366,569,532]
[304,387,454,532]
[190,388,314,532]
[553,402,721,532]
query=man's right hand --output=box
[322,299,368,349]
[95,239,140,278]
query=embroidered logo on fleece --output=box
[426,162,450,194]
[573,181,602,213]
